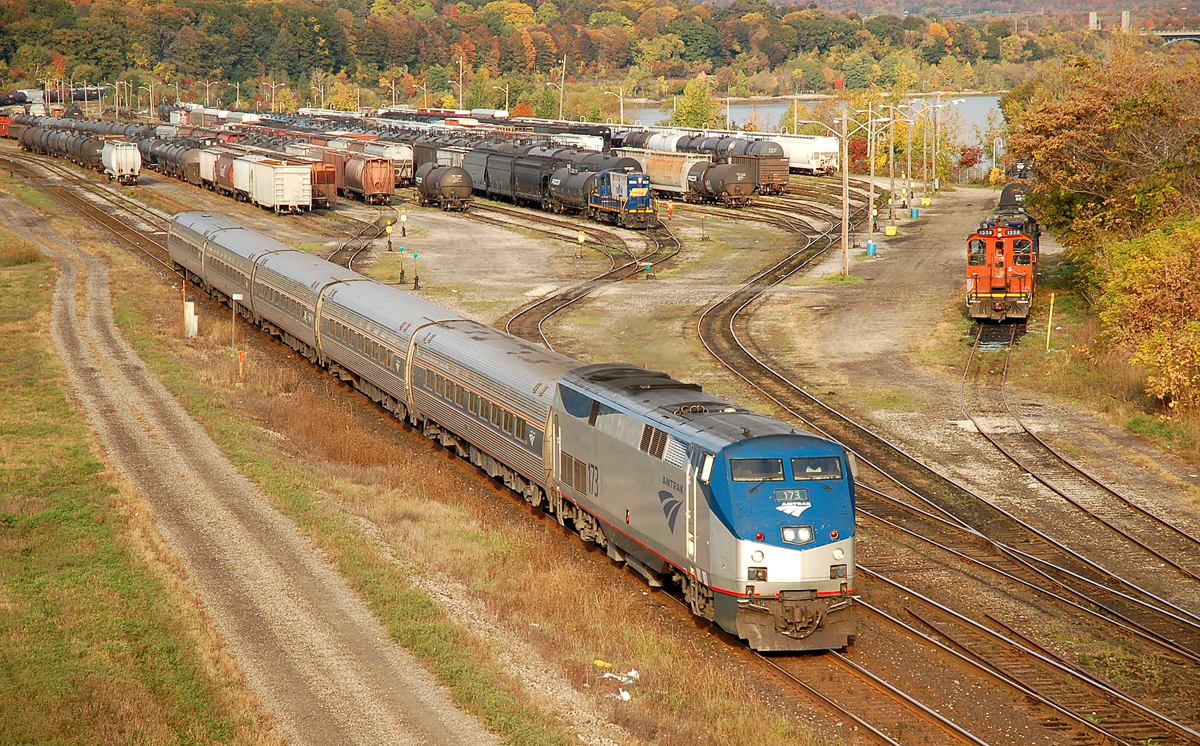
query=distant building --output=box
[1089,11,1100,30]
[1121,10,1132,32]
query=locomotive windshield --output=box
[791,456,843,480]
[730,458,785,482]
[968,239,986,266]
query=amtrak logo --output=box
[658,491,683,533]
[776,502,811,517]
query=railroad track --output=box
[3,152,177,275]
[860,569,1200,746]
[961,326,1200,588]
[329,204,399,272]
[503,224,681,349]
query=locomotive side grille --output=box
[650,428,668,458]
[588,400,600,426]
[560,452,587,494]
[639,424,669,459]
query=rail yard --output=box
[2,109,1199,746]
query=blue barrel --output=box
[910,207,920,219]
[867,240,877,257]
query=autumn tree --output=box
[670,77,718,128]
[1006,38,1200,244]
[1099,219,1200,410]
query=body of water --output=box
[627,93,1001,145]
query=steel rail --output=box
[963,326,1200,583]
[864,568,1200,746]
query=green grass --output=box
[0,260,254,744]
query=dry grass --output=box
[105,225,846,745]
[0,217,41,267]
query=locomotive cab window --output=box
[1013,238,1033,265]
[790,456,843,481]
[968,239,986,266]
[994,240,1004,267]
[730,458,785,482]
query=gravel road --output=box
[7,194,499,745]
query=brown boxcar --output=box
[310,161,337,208]
[214,152,237,197]
[344,155,394,204]
[321,148,352,192]
[731,141,789,196]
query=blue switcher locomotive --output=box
[167,211,856,651]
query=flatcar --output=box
[966,183,1040,321]
[168,211,857,652]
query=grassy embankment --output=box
[105,207,843,746]
[0,213,269,744]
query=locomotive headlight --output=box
[833,548,845,561]
[751,550,764,563]
[781,526,814,545]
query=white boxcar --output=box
[198,147,232,189]
[245,157,313,213]
[771,134,839,175]
[101,140,142,185]
[231,154,262,201]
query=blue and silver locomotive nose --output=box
[708,435,857,650]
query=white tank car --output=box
[101,140,142,185]
[771,134,840,175]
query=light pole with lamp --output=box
[382,77,399,107]
[893,102,920,213]
[456,56,465,109]
[202,80,222,107]
[310,83,326,109]
[261,79,285,113]
[928,96,965,192]
[603,86,624,124]
[139,81,159,120]
[545,80,563,120]
[492,83,510,111]
[553,56,566,119]
[792,114,855,276]
[104,82,118,118]
[414,82,429,109]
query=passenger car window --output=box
[790,456,843,481]
[729,458,785,482]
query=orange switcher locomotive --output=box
[966,183,1041,321]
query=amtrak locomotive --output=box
[168,211,856,651]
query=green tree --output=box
[670,77,718,128]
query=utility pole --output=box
[457,56,464,109]
[558,55,566,119]
[888,103,896,227]
[841,112,849,276]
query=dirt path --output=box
[6,194,499,745]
